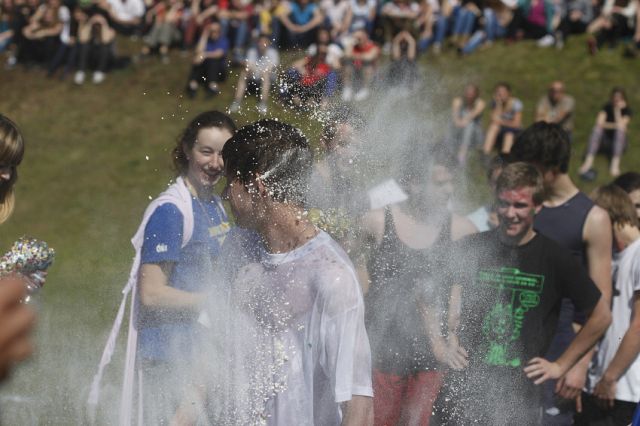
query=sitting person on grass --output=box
[186,20,229,98]
[341,28,379,102]
[482,81,523,157]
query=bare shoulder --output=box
[583,204,612,243]
[452,214,478,241]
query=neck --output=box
[545,174,578,205]
[185,176,213,201]
[614,224,640,251]
[518,227,536,246]
[257,204,319,254]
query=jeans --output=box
[453,8,476,36]
[461,9,505,54]
[418,15,448,51]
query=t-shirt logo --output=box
[155,243,168,253]
[476,267,544,367]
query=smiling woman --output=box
[91,110,237,425]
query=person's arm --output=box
[138,263,203,312]
[553,97,575,125]
[614,106,631,132]
[536,98,548,122]
[0,276,36,380]
[500,101,522,128]
[593,291,640,407]
[524,295,611,384]
[596,110,618,130]
[278,4,302,32]
[452,97,464,127]
[452,214,478,241]
[341,396,373,426]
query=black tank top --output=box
[534,191,593,267]
[365,207,452,375]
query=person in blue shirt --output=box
[136,110,236,423]
[186,21,230,98]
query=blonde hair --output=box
[0,115,25,225]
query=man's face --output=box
[222,177,257,229]
[496,186,540,244]
[548,83,564,103]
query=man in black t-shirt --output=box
[437,162,612,425]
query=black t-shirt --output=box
[442,230,600,422]
[603,102,632,124]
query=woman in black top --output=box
[579,87,632,179]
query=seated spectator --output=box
[20,0,63,66]
[460,0,513,55]
[587,0,637,52]
[346,0,376,36]
[186,20,228,98]
[380,0,421,51]
[254,0,288,47]
[229,34,279,115]
[46,0,75,78]
[555,0,593,48]
[466,153,505,232]
[613,172,640,219]
[218,0,252,65]
[535,80,575,138]
[320,0,351,41]
[579,87,632,179]
[140,0,184,63]
[306,27,343,69]
[280,42,336,108]
[74,8,115,84]
[341,28,379,101]
[506,0,558,47]
[448,83,485,166]
[278,0,323,48]
[100,0,145,36]
[483,81,522,156]
[576,184,640,426]
[386,30,419,88]
[451,0,482,48]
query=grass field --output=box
[0,34,638,423]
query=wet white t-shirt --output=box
[232,230,373,425]
[587,238,640,402]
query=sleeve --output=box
[141,203,184,265]
[555,244,601,314]
[320,266,373,403]
[513,98,523,113]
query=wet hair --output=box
[613,172,640,194]
[510,122,571,173]
[0,115,25,225]
[592,184,639,228]
[222,119,314,204]
[495,162,545,205]
[172,111,236,176]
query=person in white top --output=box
[174,119,374,425]
[230,34,280,115]
[578,184,640,425]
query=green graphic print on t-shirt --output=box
[476,267,545,368]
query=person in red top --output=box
[341,29,380,102]
[281,42,337,108]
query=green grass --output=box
[0,34,638,423]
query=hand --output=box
[524,357,563,385]
[592,374,616,409]
[0,275,36,379]
[433,335,469,370]
[555,362,587,400]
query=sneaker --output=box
[341,87,353,102]
[537,34,555,47]
[92,71,105,84]
[354,88,370,101]
[257,101,268,115]
[229,100,241,113]
[74,71,85,85]
[579,168,597,182]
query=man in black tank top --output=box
[510,122,613,425]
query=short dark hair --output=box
[495,162,545,205]
[510,122,571,173]
[592,184,639,228]
[222,119,314,204]
[613,172,640,194]
[173,111,236,176]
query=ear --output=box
[253,174,269,197]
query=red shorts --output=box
[373,369,444,426]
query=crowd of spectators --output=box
[1,0,639,87]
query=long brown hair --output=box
[0,115,25,224]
